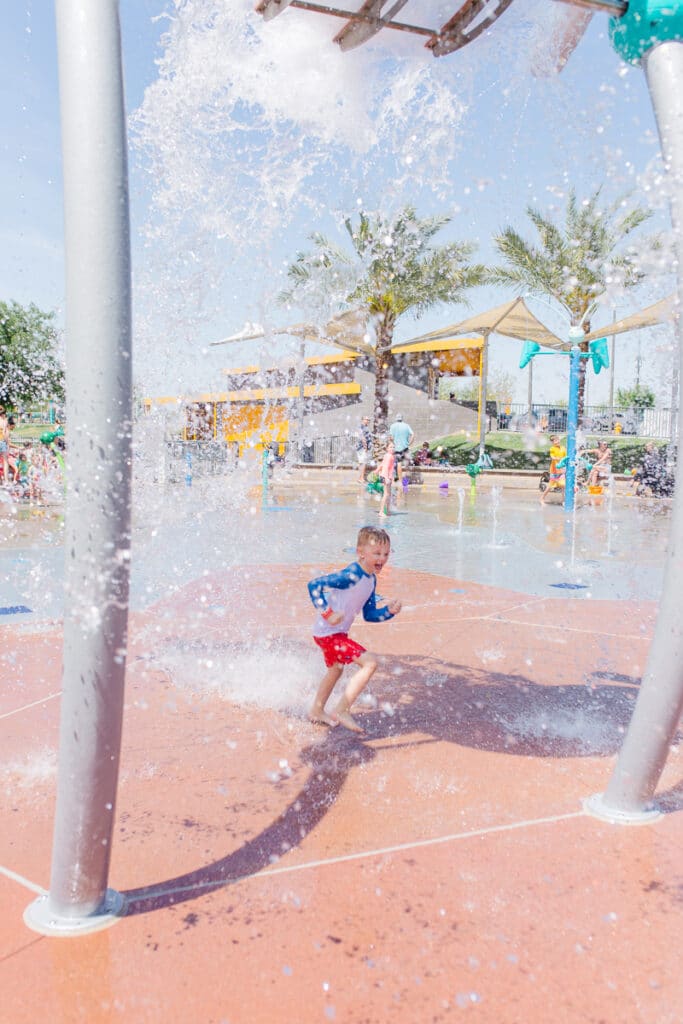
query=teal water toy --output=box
[40,427,66,477]
[261,446,276,504]
[465,462,481,498]
[519,331,609,512]
[367,475,383,494]
[40,426,64,445]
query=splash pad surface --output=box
[1,474,682,1022]
[0,471,671,624]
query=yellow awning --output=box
[390,336,483,355]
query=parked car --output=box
[511,407,545,430]
[589,410,640,435]
[547,407,568,431]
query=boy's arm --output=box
[362,585,399,623]
[307,565,363,618]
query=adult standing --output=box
[389,413,414,483]
[355,415,373,483]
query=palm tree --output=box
[281,206,485,445]
[489,189,656,414]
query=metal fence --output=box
[497,403,674,439]
[285,435,358,466]
[165,440,238,482]
[166,416,677,477]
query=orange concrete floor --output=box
[1,563,682,1023]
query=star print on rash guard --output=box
[308,562,394,637]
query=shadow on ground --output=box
[121,653,670,917]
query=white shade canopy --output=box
[398,297,565,350]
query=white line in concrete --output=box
[134,810,586,904]
[0,692,61,720]
[0,864,47,896]
[259,810,587,879]
[492,617,651,642]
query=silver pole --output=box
[608,309,616,428]
[25,0,132,931]
[671,351,679,448]
[527,358,533,420]
[478,332,489,455]
[587,39,683,822]
[298,341,306,452]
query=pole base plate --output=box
[583,792,662,825]
[24,888,123,936]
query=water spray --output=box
[31,0,683,939]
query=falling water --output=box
[604,475,617,556]
[487,485,507,549]
[456,487,465,534]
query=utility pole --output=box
[608,309,617,427]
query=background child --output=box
[355,415,372,484]
[540,434,567,504]
[28,448,44,503]
[307,525,401,733]
[586,440,612,487]
[0,406,9,484]
[378,439,395,517]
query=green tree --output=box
[443,368,515,405]
[281,206,485,443]
[0,301,64,409]
[489,189,656,415]
[616,383,656,409]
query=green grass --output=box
[12,424,56,441]
[427,432,669,474]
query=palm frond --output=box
[495,188,656,323]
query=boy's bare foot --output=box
[308,709,337,727]
[332,709,364,733]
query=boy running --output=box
[307,526,401,733]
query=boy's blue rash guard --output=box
[308,561,394,638]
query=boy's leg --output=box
[309,663,343,726]
[333,651,377,733]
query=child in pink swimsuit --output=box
[378,439,395,517]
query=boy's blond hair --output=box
[357,526,390,548]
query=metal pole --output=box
[478,333,489,456]
[587,38,683,821]
[527,358,533,421]
[671,350,680,448]
[608,309,616,427]
[262,446,270,503]
[297,341,306,455]
[25,0,132,932]
[563,345,581,512]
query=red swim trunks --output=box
[313,633,366,667]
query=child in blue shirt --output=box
[307,526,401,733]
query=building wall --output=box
[170,355,480,451]
[290,368,478,446]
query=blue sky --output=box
[1,0,676,406]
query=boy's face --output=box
[357,539,390,575]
